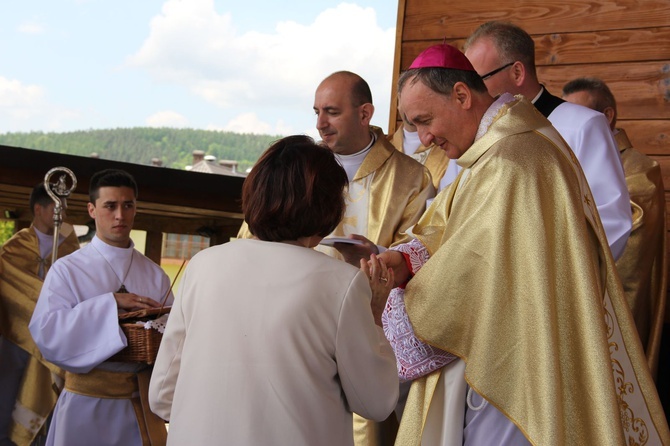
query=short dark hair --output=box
[562,77,617,114]
[29,183,55,216]
[398,67,488,98]
[89,169,138,203]
[242,135,348,242]
[464,21,537,77]
[329,71,373,107]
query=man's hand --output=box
[377,250,411,286]
[360,254,395,326]
[114,292,162,311]
[333,234,379,266]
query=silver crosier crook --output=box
[43,167,77,266]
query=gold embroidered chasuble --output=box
[397,99,669,445]
[0,224,80,445]
[613,128,667,380]
[389,126,449,191]
[318,126,434,261]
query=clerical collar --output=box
[475,93,517,141]
[335,132,376,181]
[402,128,422,155]
[91,236,135,294]
[530,86,544,104]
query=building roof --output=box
[189,158,246,177]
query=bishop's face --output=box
[88,186,136,248]
[399,78,475,159]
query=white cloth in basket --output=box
[139,314,169,333]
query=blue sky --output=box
[0,0,398,137]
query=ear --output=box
[87,202,96,219]
[33,203,44,219]
[602,106,616,128]
[360,103,374,125]
[509,61,525,88]
[452,82,472,110]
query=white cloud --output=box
[17,21,46,35]
[0,77,44,110]
[207,112,291,135]
[127,0,395,131]
[0,76,79,132]
[146,110,190,127]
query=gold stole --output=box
[319,126,434,260]
[613,129,667,380]
[0,225,80,445]
[389,126,449,191]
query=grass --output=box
[160,259,188,294]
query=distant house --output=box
[162,150,247,261]
[185,150,246,177]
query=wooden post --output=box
[145,230,163,265]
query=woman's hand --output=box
[360,254,395,326]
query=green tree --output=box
[0,220,15,246]
[0,127,280,171]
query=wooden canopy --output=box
[0,144,244,262]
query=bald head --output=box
[322,71,373,107]
[313,71,375,155]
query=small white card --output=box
[319,237,364,246]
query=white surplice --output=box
[29,236,173,446]
[546,100,631,259]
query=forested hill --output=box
[0,128,285,172]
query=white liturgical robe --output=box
[29,236,173,446]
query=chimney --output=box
[192,150,205,165]
[218,160,239,173]
[151,158,163,167]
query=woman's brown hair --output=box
[242,135,348,242]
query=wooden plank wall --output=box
[389,0,670,320]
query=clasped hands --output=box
[334,234,411,284]
[343,234,412,326]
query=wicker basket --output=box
[110,307,171,364]
[111,323,163,364]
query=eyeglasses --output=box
[480,62,515,81]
